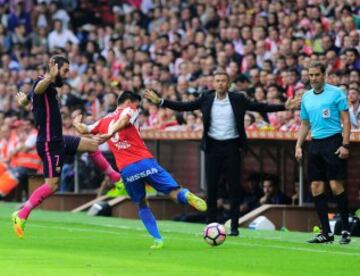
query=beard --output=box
[54,74,65,87]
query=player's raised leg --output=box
[170,188,207,212]
[145,159,207,212]
[74,136,121,183]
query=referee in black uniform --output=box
[145,71,299,236]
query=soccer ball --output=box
[203,223,226,246]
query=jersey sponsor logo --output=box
[113,140,131,149]
[108,118,132,149]
[125,167,158,182]
[322,108,330,118]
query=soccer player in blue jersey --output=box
[295,61,351,244]
[12,55,120,238]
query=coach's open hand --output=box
[335,146,349,159]
[285,97,301,110]
[144,89,161,105]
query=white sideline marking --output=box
[29,223,360,257]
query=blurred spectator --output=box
[348,88,360,129]
[344,48,360,70]
[48,19,78,50]
[0,0,358,138]
[239,172,262,216]
[247,112,273,131]
[8,0,32,33]
[259,174,291,205]
[244,113,255,129]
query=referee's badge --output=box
[322,108,330,118]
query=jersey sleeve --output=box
[121,107,139,124]
[300,99,309,120]
[32,77,43,92]
[336,90,349,112]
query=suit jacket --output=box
[161,90,285,151]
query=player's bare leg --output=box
[78,137,121,183]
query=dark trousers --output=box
[205,138,242,228]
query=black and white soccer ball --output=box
[203,223,226,246]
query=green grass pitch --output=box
[1,202,359,275]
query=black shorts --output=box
[36,141,64,178]
[308,133,347,182]
[63,135,81,156]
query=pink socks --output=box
[89,150,120,182]
[18,183,53,219]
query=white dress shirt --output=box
[208,93,239,140]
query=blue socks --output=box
[138,189,190,240]
[138,207,162,240]
[177,188,189,204]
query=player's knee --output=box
[329,180,344,195]
[311,181,324,196]
[87,141,98,153]
[79,138,98,153]
[45,178,60,192]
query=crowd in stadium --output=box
[0,0,359,192]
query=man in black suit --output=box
[144,71,300,236]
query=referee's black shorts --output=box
[308,133,347,182]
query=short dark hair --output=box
[345,48,360,58]
[117,91,141,105]
[50,55,69,69]
[349,88,360,94]
[262,174,279,188]
[235,74,250,83]
[308,61,326,74]
[213,69,229,79]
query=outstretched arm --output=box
[144,89,202,111]
[73,115,91,135]
[245,96,301,112]
[73,115,110,145]
[108,114,131,136]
